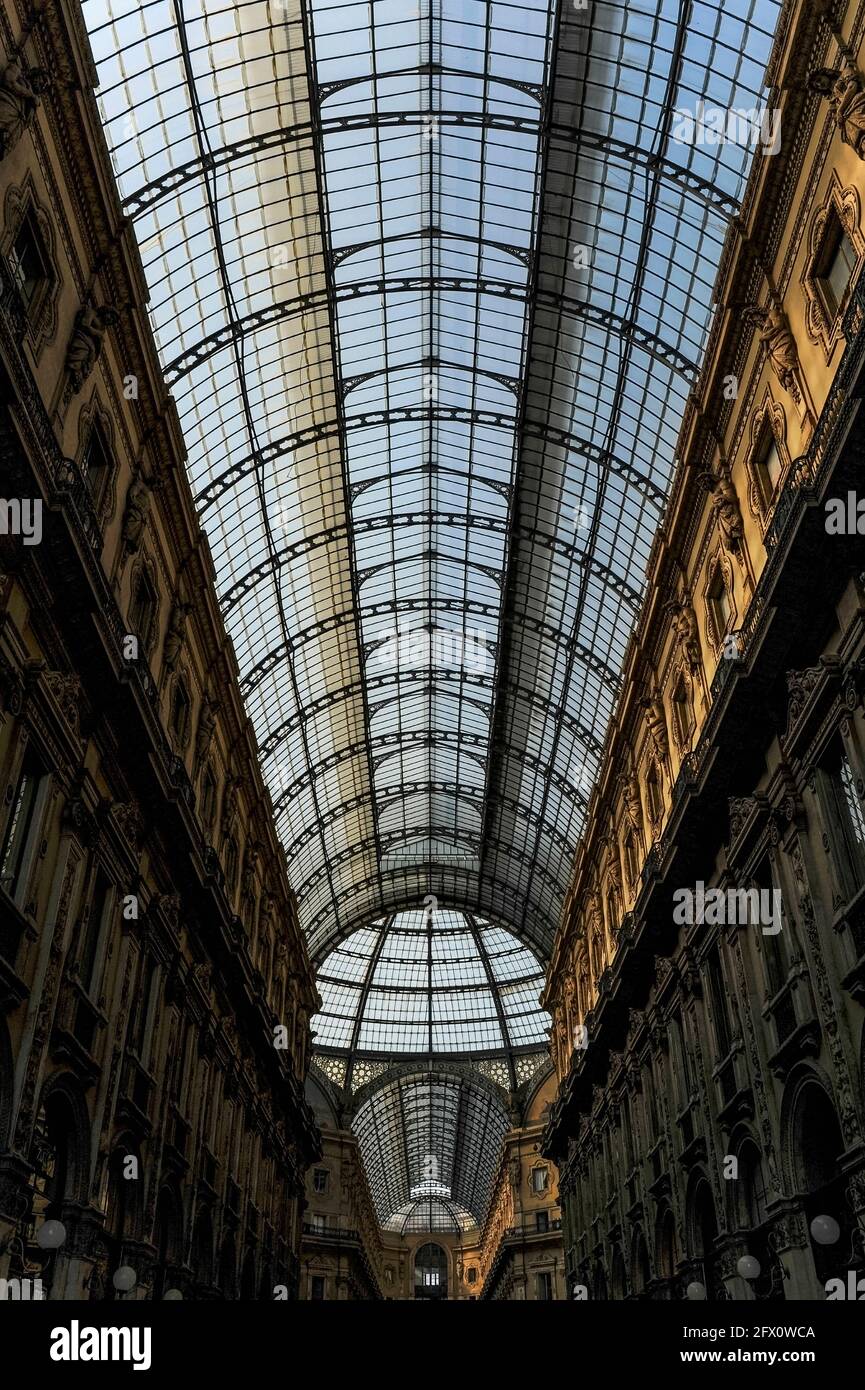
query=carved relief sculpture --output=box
[0,58,48,159]
[65,302,120,394]
[809,53,865,159]
[669,598,702,674]
[641,691,669,764]
[121,475,151,554]
[709,471,744,557]
[163,597,191,672]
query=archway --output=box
[689,1176,718,1300]
[791,1081,847,1285]
[656,1207,677,1296]
[414,1242,448,1300]
[631,1229,651,1298]
[153,1185,184,1300]
[103,1144,143,1300]
[192,1208,214,1292]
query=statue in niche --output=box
[195,697,217,766]
[744,301,801,400]
[709,472,744,556]
[670,598,702,673]
[624,772,643,839]
[641,691,669,763]
[65,302,120,393]
[810,54,865,160]
[163,598,191,672]
[0,58,48,160]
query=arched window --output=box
[414,1242,448,1300]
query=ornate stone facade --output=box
[543,0,865,1302]
[0,0,319,1299]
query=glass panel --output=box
[82,0,782,964]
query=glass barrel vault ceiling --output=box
[82,0,782,969]
[352,1070,511,1228]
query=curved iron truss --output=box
[84,0,781,971]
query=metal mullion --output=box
[468,913,517,1090]
[345,917,390,1065]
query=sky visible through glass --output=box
[82,0,780,1097]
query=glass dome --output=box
[384,1197,478,1237]
[311,908,549,1058]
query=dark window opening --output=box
[82,422,112,511]
[8,208,49,314]
[816,213,858,320]
[819,745,865,898]
[0,753,42,898]
[80,869,110,994]
[707,949,732,1058]
[756,428,783,509]
[129,569,157,654]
